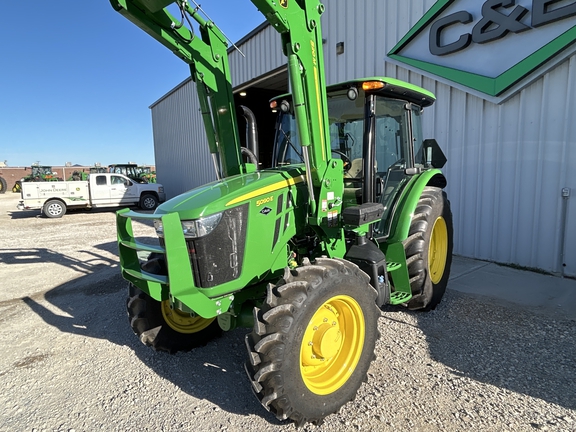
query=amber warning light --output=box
[362,81,385,91]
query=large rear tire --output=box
[127,283,221,354]
[0,177,7,194]
[403,186,453,311]
[245,257,380,427]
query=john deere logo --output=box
[280,0,288,8]
[388,0,576,97]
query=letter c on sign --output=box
[429,11,473,56]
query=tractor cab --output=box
[108,164,148,183]
[29,165,59,181]
[271,77,447,239]
[90,166,108,174]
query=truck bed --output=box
[21,181,90,205]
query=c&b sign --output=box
[388,0,576,97]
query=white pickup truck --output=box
[17,173,166,218]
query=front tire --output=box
[127,283,221,354]
[245,258,380,427]
[403,186,453,310]
[139,193,158,210]
[43,200,66,218]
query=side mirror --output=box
[423,139,447,169]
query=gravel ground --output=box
[0,192,575,431]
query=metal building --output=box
[149,0,576,277]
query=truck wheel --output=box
[0,177,7,194]
[403,186,453,311]
[139,193,158,210]
[127,283,221,354]
[43,200,66,218]
[245,258,380,427]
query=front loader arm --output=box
[110,0,242,177]
[252,1,332,183]
[111,0,345,253]
[252,0,343,248]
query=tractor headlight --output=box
[154,213,223,238]
[181,213,222,238]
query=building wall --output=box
[150,0,575,276]
[320,0,576,275]
[229,24,284,87]
[150,79,216,198]
[150,24,285,198]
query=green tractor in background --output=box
[108,163,149,183]
[68,165,108,181]
[137,166,156,183]
[12,165,62,192]
[112,0,453,427]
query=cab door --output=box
[109,175,137,205]
[90,175,112,206]
[371,97,414,238]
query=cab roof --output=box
[272,76,436,108]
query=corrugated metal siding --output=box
[410,49,576,277]
[151,25,285,199]
[229,25,284,86]
[151,79,216,198]
[151,0,575,276]
[320,0,575,276]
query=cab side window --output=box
[95,175,107,186]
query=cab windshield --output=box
[272,89,421,237]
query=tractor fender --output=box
[386,169,446,243]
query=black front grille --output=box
[188,204,248,288]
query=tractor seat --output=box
[344,158,363,179]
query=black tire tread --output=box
[126,283,221,354]
[402,186,453,311]
[245,257,380,427]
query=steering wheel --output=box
[331,150,352,172]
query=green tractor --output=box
[68,170,89,181]
[12,165,62,192]
[112,0,453,426]
[137,166,156,183]
[108,163,149,183]
[68,166,108,181]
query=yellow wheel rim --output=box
[300,295,365,395]
[429,216,448,284]
[161,300,215,334]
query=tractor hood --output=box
[155,167,306,220]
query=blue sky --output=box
[0,1,264,168]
